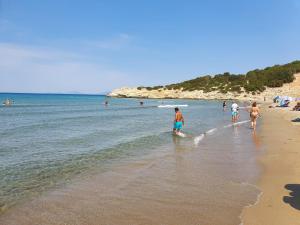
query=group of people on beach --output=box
[226,100,260,129]
[223,101,259,129]
[223,100,260,129]
[173,100,260,135]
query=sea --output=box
[0,93,262,225]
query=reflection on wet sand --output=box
[252,130,261,149]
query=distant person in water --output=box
[231,101,239,122]
[104,101,108,106]
[222,101,227,111]
[250,102,260,129]
[173,107,184,134]
[140,101,144,106]
[3,99,12,106]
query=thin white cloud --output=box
[0,42,131,93]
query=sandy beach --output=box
[241,103,300,225]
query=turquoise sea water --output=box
[0,93,260,215]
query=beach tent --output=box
[273,96,280,103]
[274,96,294,102]
[281,96,293,102]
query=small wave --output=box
[239,190,263,225]
[233,120,250,126]
[194,120,251,146]
[194,134,204,145]
[157,104,188,108]
[109,105,157,111]
[229,181,262,225]
[223,120,250,128]
[205,128,217,135]
[193,127,217,146]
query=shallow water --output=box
[0,93,261,224]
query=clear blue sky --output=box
[1,0,300,93]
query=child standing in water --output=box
[250,102,260,129]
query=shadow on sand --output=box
[283,184,300,210]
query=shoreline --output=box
[241,103,300,224]
[1,98,299,224]
[0,104,261,225]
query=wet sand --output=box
[241,104,300,225]
[0,122,261,225]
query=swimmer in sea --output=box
[223,100,227,111]
[173,107,184,134]
[3,99,12,106]
[250,102,260,129]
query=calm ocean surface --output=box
[0,93,261,224]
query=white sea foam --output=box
[205,128,217,135]
[223,124,233,128]
[176,132,186,137]
[194,128,218,146]
[233,120,251,126]
[239,190,263,225]
[194,134,204,145]
[157,104,188,108]
[224,120,250,128]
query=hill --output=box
[141,61,300,94]
[109,61,300,100]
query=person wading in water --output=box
[173,107,184,134]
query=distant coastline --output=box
[108,73,300,102]
[109,61,300,101]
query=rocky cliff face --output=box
[108,74,300,101]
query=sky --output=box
[0,0,300,94]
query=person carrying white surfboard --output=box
[173,107,184,135]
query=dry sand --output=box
[241,103,300,225]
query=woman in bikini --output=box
[250,102,259,129]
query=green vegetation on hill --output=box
[139,61,300,94]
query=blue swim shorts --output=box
[232,111,238,116]
[174,121,183,130]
